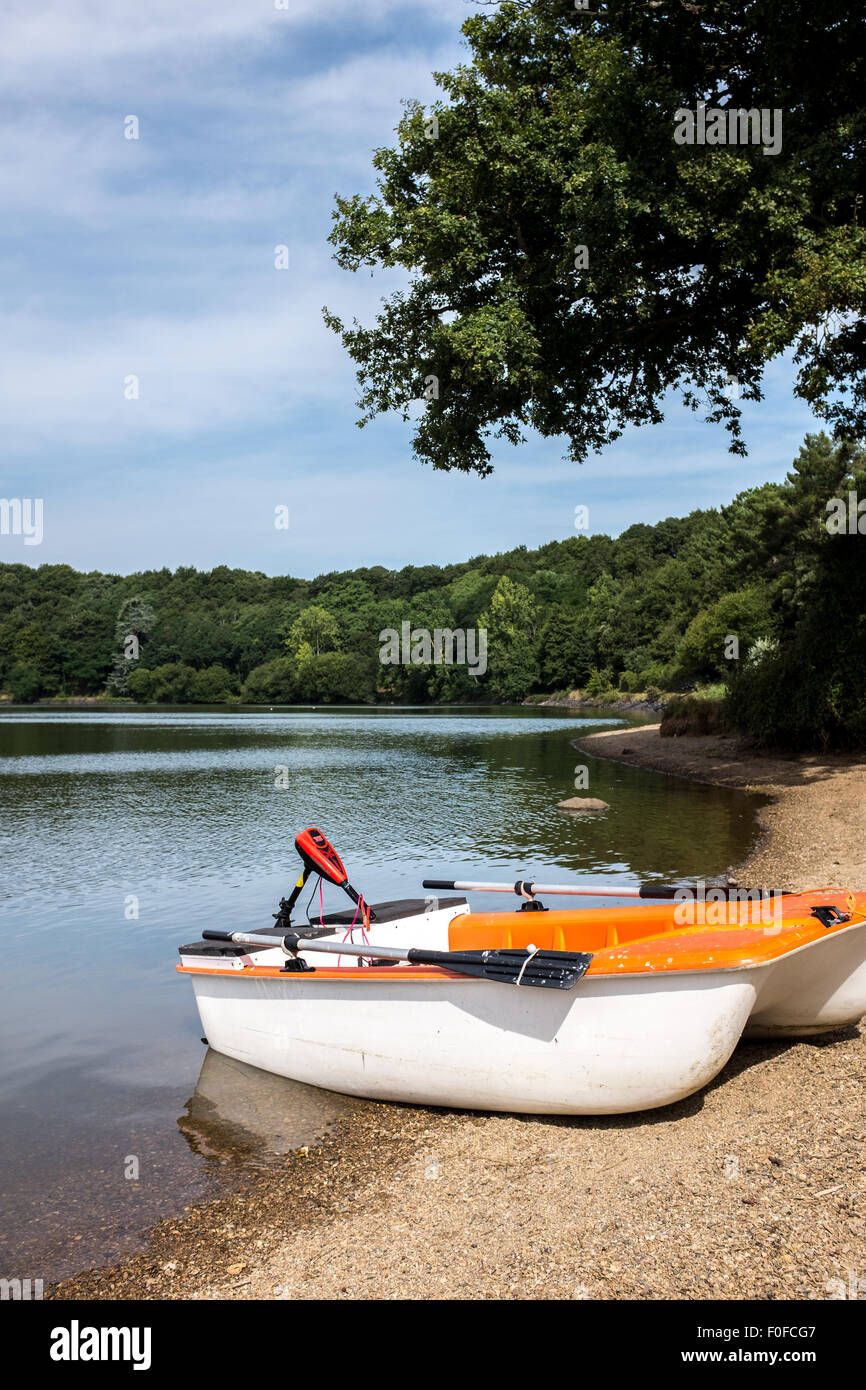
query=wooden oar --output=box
[422,878,789,901]
[201,929,592,991]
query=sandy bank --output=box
[573,723,866,892]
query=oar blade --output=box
[427,947,593,990]
[481,948,593,990]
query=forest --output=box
[1,434,864,748]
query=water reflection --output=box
[178,1049,358,1165]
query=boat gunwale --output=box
[176,915,866,984]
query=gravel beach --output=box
[52,725,866,1302]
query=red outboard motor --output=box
[295,827,350,887]
[274,828,374,927]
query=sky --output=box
[0,0,820,579]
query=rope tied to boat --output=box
[337,891,370,967]
[514,944,540,987]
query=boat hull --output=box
[745,918,866,1035]
[180,897,866,1114]
[189,968,759,1114]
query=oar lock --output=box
[280,956,316,973]
[515,880,547,911]
[281,931,317,972]
[278,931,383,973]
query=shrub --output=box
[189,665,236,703]
[296,652,376,704]
[127,667,154,702]
[140,662,198,703]
[585,666,613,697]
[725,634,866,750]
[240,658,298,704]
[639,662,679,692]
[6,663,42,702]
[661,695,727,737]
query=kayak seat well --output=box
[447,901,748,954]
[447,896,864,955]
[450,914,617,953]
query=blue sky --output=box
[1,0,819,579]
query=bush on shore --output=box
[241,652,376,705]
[127,663,238,703]
[725,636,866,751]
[661,695,728,737]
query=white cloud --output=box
[0,0,471,88]
[0,6,465,452]
[0,275,377,451]
[0,48,457,222]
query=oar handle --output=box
[199,930,473,972]
[202,929,405,961]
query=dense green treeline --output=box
[1,434,864,746]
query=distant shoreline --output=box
[0,696,646,715]
[529,693,663,717]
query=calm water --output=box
[0,706,764,1281]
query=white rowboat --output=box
[177,831,866,1115]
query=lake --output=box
[0,706,764,1282]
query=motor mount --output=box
[274,827,375,928]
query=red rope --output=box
[337,893,369,967]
